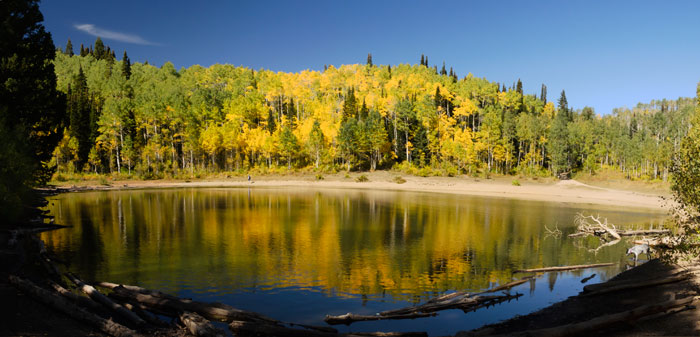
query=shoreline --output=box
[49,172,670,211]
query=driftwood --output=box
[582,273,691,297]
[512,262,614,274]
[501,295,697,337]
[47,280,105,312]
[230,320,427,337]
[122,302,171,328]
[573,213,621,240]
[580,274,596,283]
[180,311,225,337]
[326,291,521,325]
[109,284,278,324]
[569,229,670,238]
[66,273,146,327]
[324,312,436,325]
[8,275,137,337]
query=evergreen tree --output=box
[516,79,523,95]
[425,56,428,67]
[359,99,369,121]
[68,67,93,168]
[440,62,447,75]
[65,39,74,56]
[94,37,105,60]
[122,51,131,79]
[0,0,66,223]
[366,53,373,67]
[540,84,547,103]
[342,88,357,121]
[420,54,425,66]
[80,43,88,56]
[548,90,572,178]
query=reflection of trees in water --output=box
[42,189,666,301]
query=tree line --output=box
[51,41,694,181]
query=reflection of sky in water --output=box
[42,187,665,336]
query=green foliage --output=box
[315,173,324,180]
[1,0,65,224]
[512,179,520,186]
[355,174,369,182]
[393,176,407,184]
[46,48,693,184]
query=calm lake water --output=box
[42,187,667,336]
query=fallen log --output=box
[478,277,531,294]
[110,285,278,324]
[569,229,670,238]
[512,262,614,274]
[47,280,104,312]
[380,294,521,316]
[346,333,427,337]
[180,311,225,337]
[582,273,691,297]
[230,320,427,337]
[618,229,670,236]
[66,273,146,327]
[499,295,696,337]
[324,312,436,325]
[121,302,171,328]
[8,275,137,337]
[230,320,334,337]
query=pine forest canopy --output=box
[52,38,694,181]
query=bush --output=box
[393,176,407,184]
[512,179,521,186]
[99,177,110,186]
[315,173,324,180]
[344,173,351,179]
[355,174,369,182]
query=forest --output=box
[52,39,694,181]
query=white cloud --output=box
[74,24,158,46]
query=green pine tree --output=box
[65,39,74,56]
[122,51,131,79]
[94,37,105,60]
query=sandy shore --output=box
[54,171,670,211]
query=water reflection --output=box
[41,188,667,334]
[42,188,665,302]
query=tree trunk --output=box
[66,273,146,327]
[9,275,137,337]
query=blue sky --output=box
[40,0,700,115]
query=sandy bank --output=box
[53,172,670,211]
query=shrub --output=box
[315,173,324,181]
[356,174,369,182]
[393,176,407,184]
[512,179,521,186]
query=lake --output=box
[42,187,667,336]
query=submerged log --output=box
[479,277,532,294]
[110,285,278,324]
[324,312,436,325]
[66,273,146,327]
[501,295,697,337]
[180,311,225,337]
[326,292,521,325]
[512,263,614,274]
[582,273,691,297]
[8,275,137,337]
